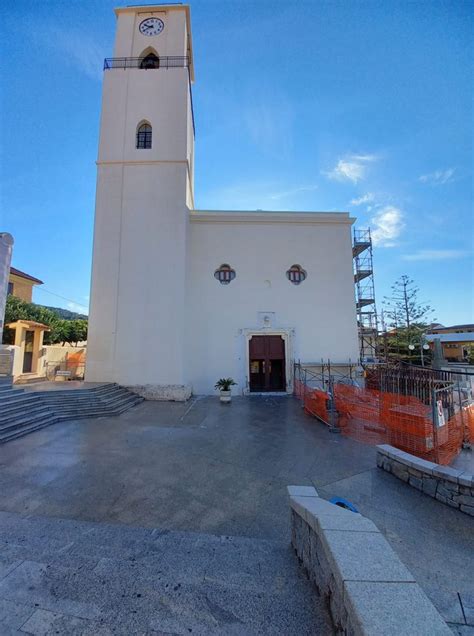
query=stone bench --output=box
[288,485,451,635]
[376,444,474,516]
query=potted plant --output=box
[215,378,237,403]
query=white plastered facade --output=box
[86,5,359,399]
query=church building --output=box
[86,4,359,399]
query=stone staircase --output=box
[0,510,332,634]
[0,380,144,443]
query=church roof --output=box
[190,210,355,225]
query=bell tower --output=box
[86,5,195,399]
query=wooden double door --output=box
[249,335,286,392]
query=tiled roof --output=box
[9,267,43,285]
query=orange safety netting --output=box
[295,379,330,424]
[297,381,471,465]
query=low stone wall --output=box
[288,485,451,635]
[125,383,192,401]
[377,444,474,517]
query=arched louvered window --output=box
[286,264,307,285]
[136,122,152,149]
[214,264,236,285]
[140,53,160,69]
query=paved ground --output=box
[0,395,473,634]
[0,512,327,635]
[452,448,474,473]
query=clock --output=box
[139,18,164,36]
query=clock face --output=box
[139,18,164,36]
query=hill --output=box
[39,305,88,320]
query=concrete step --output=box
[0,392,42,409]
[24,383,117,400]
[36,393,138,412]
[97,392,144,408]
[50,398,143,421]
[0,385,144,444]
[0,417,58,443]
[54,398,143,420]
[0,385,26,394]
[0,393,141,423]
[0,404,54,425]
[14,376,48,385]
[0,419,57,444]
[0,388,27,400]
[0,511,329,634]
[35,386,123,402]
[39,387,138,406]
[0,411,56,437]
[0,401,138,441]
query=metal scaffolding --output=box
[353,228,378,361]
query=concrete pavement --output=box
[0,395,472,633]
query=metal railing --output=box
[103,56,190,70]
[102,56,195,136]
[295,360,472,463]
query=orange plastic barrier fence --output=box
[297,380,469,465]
[295,379,330,424]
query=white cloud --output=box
[402,249,469,261]
[30,22,106,81]
[418,168,455,185]
[325,154,377,184]
[370,206,404,246]
[270,184,318,200]
[67,301,89,313]
[200,179,319,211]
[350,193,375,206]
[243,95,294,156]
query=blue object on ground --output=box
[329,497,359,513]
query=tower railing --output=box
[103,56,190,70]
[102,56,195,136]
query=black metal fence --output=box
[103,56,190,70]
[365,362,465,415]
[295,360,473,463]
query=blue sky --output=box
[1,0,472,324]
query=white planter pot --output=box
[219,390,232,403]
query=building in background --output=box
[8,267,43,303]
[86,4,359,398]
[5,319,50,378]
[425,324,474,363]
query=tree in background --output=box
[2,296,88,347]
[381,275,435,364]
[4,295,59,328]
[69,320,88,345]
[384,275,434,330]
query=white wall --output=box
[113,7,189,59]
[185,213,359,395]
[86,6,359,398]
[0,345,21,379]
[87,165,189,387]
[86,6,194,392]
